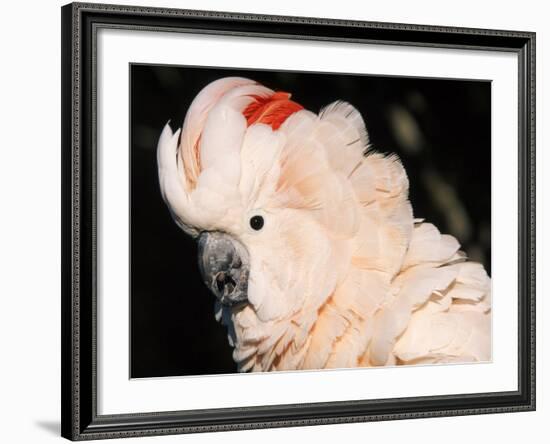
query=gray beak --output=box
[197,231,250,307]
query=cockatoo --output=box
[157,77,491,372]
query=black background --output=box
[130,64,491,378]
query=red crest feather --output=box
[243,91,304,130]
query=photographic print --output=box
[130,65,491,378]
[62,4,535,439]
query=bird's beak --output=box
[197,231,250,307]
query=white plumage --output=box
[158,77,491,371]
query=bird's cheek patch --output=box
[246,265,265,310]
[247,263,290,322]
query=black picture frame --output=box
[61,2,536,440]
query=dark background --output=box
[130,64,491,378]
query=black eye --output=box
[249,215,264,231]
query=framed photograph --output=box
[61,2,536,440]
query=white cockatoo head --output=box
[158,76,361,320]
[158,76,418,371]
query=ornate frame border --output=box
[61,2,536,440]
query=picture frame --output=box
[61,2,536,440]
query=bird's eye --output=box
[249,215,264,231]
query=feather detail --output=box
[238,124,285,206]
[319,101,370,150]
[394,310,490,363]
[302,300,350,369]
[396,265,459,309]
[199,104,247,187]
[179,77,257,190]
[326,317,372,369]
[351,154,413,276]
[157,125,195,235]
[402,223,460,269]
[275,113,361,238]
[332,268,390,319]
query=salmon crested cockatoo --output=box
[157,77,491,372]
